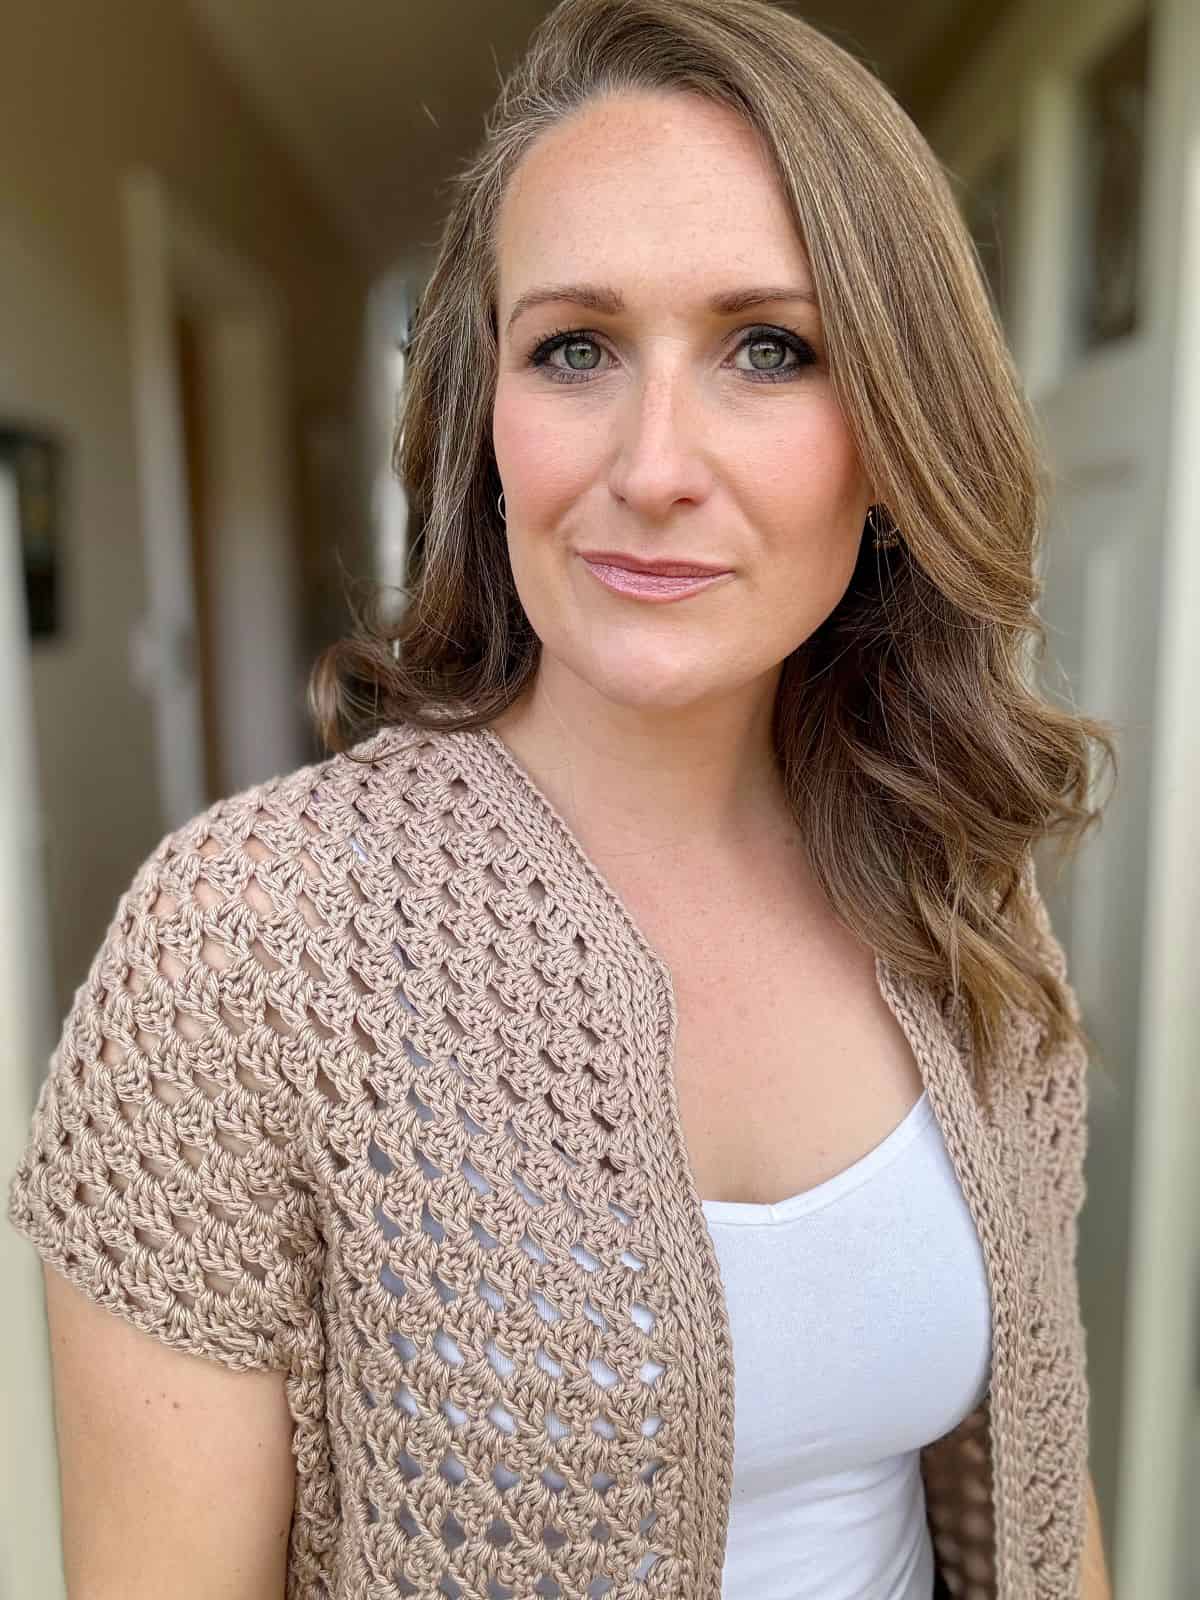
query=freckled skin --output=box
[491,90,874,726]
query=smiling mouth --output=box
[580,555,732,602]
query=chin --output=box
[566,655,727,715]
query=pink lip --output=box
[581,556,732,602]
[577,549,730,577]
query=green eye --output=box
[746,338,788,371]
[562,340,601,371]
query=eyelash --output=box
[526,324,818,385]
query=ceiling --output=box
[186,0,1005,275]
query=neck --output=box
[487,664,797,872]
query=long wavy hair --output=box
[310,0,1117,1088]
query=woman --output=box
[9,0,1116,1596]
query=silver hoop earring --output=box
[497,491,506,524]
[869,504,901,551]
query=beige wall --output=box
[0,0,368,1024]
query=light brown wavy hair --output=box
[310,0,1117,1089]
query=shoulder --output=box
[31,718,455,1182]
[117,720,444,921]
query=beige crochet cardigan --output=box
[8,719,1089,1599]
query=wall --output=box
[0,0,369,1025]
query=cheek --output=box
[492,379,598,519]
[735,400,869,627]
[743,395,868,531]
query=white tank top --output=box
[701,1089,992,1600]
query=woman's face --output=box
[491,90,873,719]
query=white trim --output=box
[1011,77,1078,395]
[123,171,207,828]
[0,466,63,1599]
[1114,0,1200,1589]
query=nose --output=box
[606,364,712,522]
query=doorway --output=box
[123,170,305,822]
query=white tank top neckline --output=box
[698,1083,991,1600]
[700,1088,934,1223]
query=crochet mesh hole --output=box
[570,1242,601,1273]
[433,1328,464,1368]
[408,1085,435,1120]
[380,1263,407,1298]
[630,1302,654,1333]
[489,1402,517,1435]
[440,1514,468,1553]
[513,1171,546,1206]
[369,1139,396,1177]
[422,1204,446,1243]
[462,1158,492,1195]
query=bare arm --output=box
[1082,1470,1112,1600]
[43,1265,297,1600]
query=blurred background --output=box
[1,0,1197,1594]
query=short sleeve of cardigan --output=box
[6,821,324,1374]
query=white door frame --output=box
[0,466,63,1598]
[123,169,303,824]
[929,0,1200,1591]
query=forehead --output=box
[494,91,810,311]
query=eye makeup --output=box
[524,324,819,385]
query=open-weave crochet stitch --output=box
[8,718,1089,1599]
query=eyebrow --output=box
[504,282,819,336]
